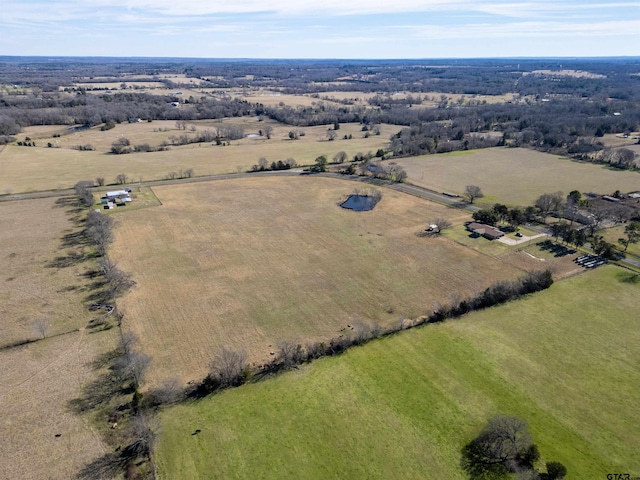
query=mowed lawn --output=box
[0,120,397,193]
[395,147,640,206]
[110,176,524,386]
[155,266,640,480]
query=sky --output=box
[0,0,639,58]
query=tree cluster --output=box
[369,162,408,182]
[74,180,94,207]
[462,415,567,480]
[250,157,297,172]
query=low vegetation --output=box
[155,266,640,479]
[394,147,640,206]
[110,176,521,386]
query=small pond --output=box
[340,195,378,211]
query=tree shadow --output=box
[45,250,90,268]
[460,441,508,480]
[76,452,128,480]
[68,371,123,415]
[617,271,640,284]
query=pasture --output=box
[155,266,640,480]
[0,196,117,479]
[2,120,397,193]
[109,176,526,386]
[394,147,640,206]
[0,197,96,346]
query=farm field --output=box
[0,196,117,480]
[2,121,397,193]
[109,176,528,387]
[0,329,118,480]
[395,147,640,206]
[0,197,97,347]
[155,266,640,480]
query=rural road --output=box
[3,170,638,270]
[0,170,479,213]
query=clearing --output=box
[155,266,640,479]
[394,147,640,206]
[110,175,527,386]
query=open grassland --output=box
[395,147,640,206]
[0,197,96,347]
[109,176,526,387]
[156,266,640,480]
[0,197,118,479]
[2,121,397,193]
[0,330,117,480]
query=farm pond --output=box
[340,194,378,211]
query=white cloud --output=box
[404,19,640,39]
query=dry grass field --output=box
[110,176,532,387]
[0,197,96,346]
[395,147,640,206]
[0,330,118,480]
[0,196,118,479]
[2,121,397,193]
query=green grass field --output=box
[155,266,640,480]
[601,225,640,259]
[395,147,640,206]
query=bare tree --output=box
[263,125,273,139]
[74,180,94,207]
[277,341,305,369]
[326,130,337,141]
[429,218,452,234]
[110,137,131,154]
[148,377,183,405]
[333,151,348,164]
[100,257,134,298]
[209,347,248,388]
[95,177,105,187]
[32,317,50,339]
[535,191,564,221]
[184,168,194,178]
[462,415,537,478]
[86,210,114,255]
[115,173,127,184]
[128,411,158,458]
[114,332,150,388]
[464,185,484,204]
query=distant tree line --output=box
[250,157,297,172]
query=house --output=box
[103,189,132,205]
[466,222,504,240]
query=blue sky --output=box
[1,0,638,58]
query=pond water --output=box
[340,195,377,211]
[246,133,260,138]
